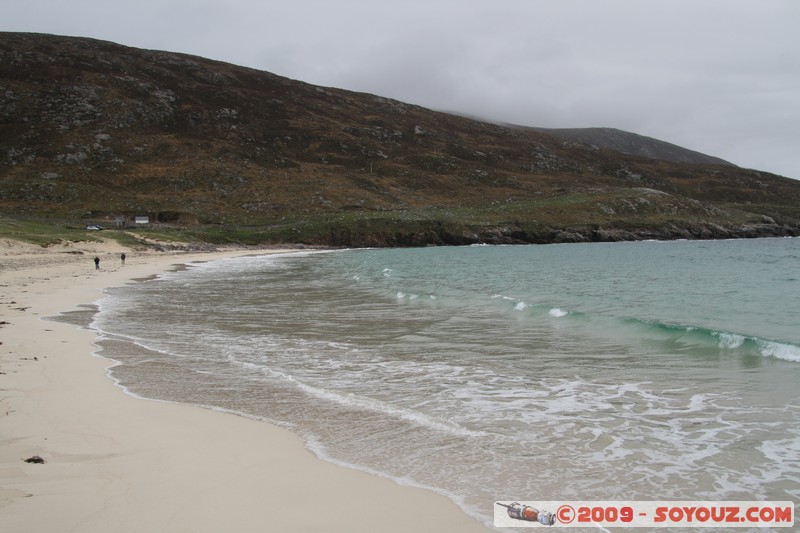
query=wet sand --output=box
[0,238,492,532]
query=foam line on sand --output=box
[0,239,491,532]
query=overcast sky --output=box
[4,0,799,179]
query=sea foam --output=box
[758,340,800,362]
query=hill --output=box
[527,127,733,166]
[1,32,799,247]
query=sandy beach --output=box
[0,238,492,532]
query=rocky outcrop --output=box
[313,220,798,248]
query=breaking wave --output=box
[624,318,800,362]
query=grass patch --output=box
[0,216,104,247]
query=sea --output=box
[67,237,800,530]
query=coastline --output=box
[0,239,492,532]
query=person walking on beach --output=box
[94,256,100,270]
[121,252,126,265]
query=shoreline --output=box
[0,239,492,532]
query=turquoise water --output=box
[89,238,800,529]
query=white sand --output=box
[0,239,493,532]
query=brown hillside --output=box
[527,127,733,166]
[1,32,799,246]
